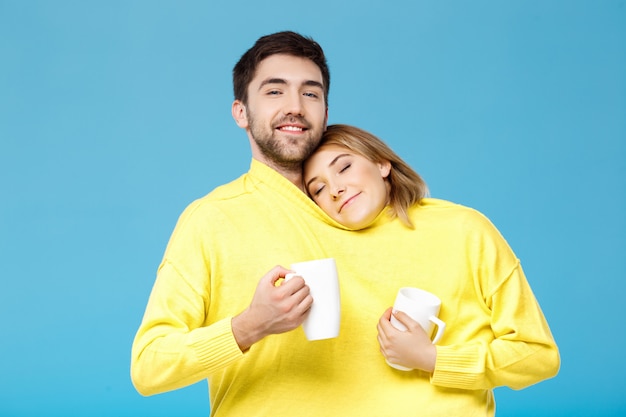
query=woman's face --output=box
[303,144,391,229]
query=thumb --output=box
[263,265,292,286]
[381,307,393,321]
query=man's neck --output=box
[253,157,306,192]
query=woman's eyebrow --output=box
[329,153,351,167]
[305,176,318,190]
[305,154,350,189]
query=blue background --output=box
[1,1,624,416]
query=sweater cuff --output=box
[189,317,244,372]
[430,345,481,389]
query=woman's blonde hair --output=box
[314,124,428,228]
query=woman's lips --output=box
[339,192,361,213]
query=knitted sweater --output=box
[131,159,559,417]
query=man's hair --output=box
[233,31,330,106]
[315,124,429,228]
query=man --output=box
[131,31,559,416]
[131,30,337,412]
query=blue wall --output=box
[1,1,624,416]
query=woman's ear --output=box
[378,160,392,179]
[232,100,248,129]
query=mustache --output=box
[273,115,310,129]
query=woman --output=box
[303,124,427,230]
[303,124,559,381]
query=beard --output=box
[247,109,323,169]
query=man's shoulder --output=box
[177,174,250,220]
[204,173,250,202]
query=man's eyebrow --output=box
[305,154,350,190]
[258,78,287,91]
[303,80,324,90]
[258,78,324,91]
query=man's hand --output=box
[232,265,312,351]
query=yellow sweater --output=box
[131,159,559,416]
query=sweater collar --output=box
[247,158,303,195]
[246,158,394,231]
[246,159,351,227]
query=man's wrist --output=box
[231,309,264,352]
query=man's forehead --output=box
[252,54,324,86]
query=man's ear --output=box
[232,100,248,129]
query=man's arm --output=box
[131,264,311,396]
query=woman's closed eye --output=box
[312,184,325,196]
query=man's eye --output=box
[304,92,319,98]
[267,90,281,95]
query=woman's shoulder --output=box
[416,197,481,216]
[412,198,497,231]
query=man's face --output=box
[233,54,328,169]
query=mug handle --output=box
[428,316,446,344]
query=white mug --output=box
[387,287,446,371]
[285,258,340,341]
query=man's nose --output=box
[283,91,304,116]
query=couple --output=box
[131,31,559,416]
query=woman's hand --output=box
[377,307,437,372]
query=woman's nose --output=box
[330,184,345,199]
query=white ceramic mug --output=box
[285,258,340,341]
[387,287,446,370]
